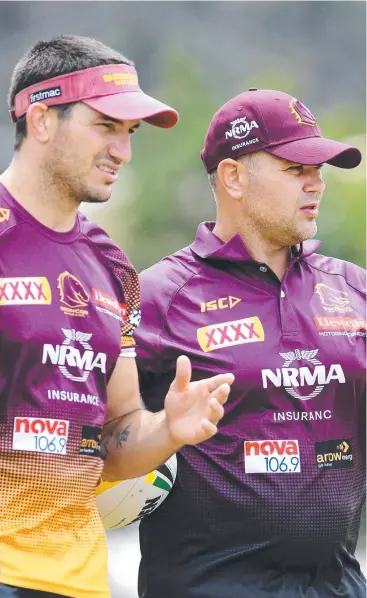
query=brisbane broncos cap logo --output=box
[289,98,318,126]
[314,283,353,314]
[57,271,89,309]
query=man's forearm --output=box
[100,408,181,482]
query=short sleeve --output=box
[134,270,164,374]
[135,269,177,411]
[102,244,141,358]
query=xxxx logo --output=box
[0,277,51,305]
[197,316,264,353]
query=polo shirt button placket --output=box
[279,283,298,336]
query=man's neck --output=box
[213,221,292,280]
[0,157,78,232]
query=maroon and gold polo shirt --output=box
[0,184,140,598]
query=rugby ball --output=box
[96,454,177,529]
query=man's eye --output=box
[99,123,114,129]
[129,128,137,135]
[287,165,304,172]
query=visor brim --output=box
[83,91,178,129]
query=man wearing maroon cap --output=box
[0,35,234,598]
[135,89,366,597]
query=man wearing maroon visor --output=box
[135,89,366,598]
[0,35,234,598]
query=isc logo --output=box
[200,296,241,313]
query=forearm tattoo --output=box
[100,421,131,460]
[115,425,131,448]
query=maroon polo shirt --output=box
[136,221,366,598]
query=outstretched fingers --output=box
[206,373,235,395]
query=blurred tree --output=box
[121,53,219,271]
[106,57,365,271]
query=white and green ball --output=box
[96,454,177,529]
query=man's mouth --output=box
[96,164,119,182]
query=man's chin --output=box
[293,223,318,245]
[80,188,112,204]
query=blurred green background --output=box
[96,62,366,271]
[81,48,366,273]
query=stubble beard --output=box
[43,152,112,206]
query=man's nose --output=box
[108,133,132,165]
[303,169,325,196]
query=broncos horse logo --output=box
[314,283,352,314]
[57,271,89,309]
[289,98,318,127]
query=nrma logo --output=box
[42,328,107,382]
[225,117,259,140]
[261,349,345,401]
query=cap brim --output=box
[266,136,362,169]
[83,91,178,129]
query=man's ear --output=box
[25,103,55,143]
[216,158,248,200]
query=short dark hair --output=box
[8,34,134,151]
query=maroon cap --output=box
[10,64,178,128]
[200,89,361,172]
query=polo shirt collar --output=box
[190,222,322,263]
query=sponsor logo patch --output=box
[0,208,10,222]
[225,117,259,140]
[42,328,107,382]
[197,316,264,352]
[93,288,126,321]
[13,416,69,454]
[313,315,366,337]
[244,439,301,473]
[58,271,89,317]
[0,276,51,305]
[315,439,353,470]
[314,283,353,314]
[79,425,102,457]
[200,296,241,313]
[29,87,62,104]
[103,73,138,86]
[262,349,345,401]
[289,98,318,126]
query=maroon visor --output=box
[10,64,178,128]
